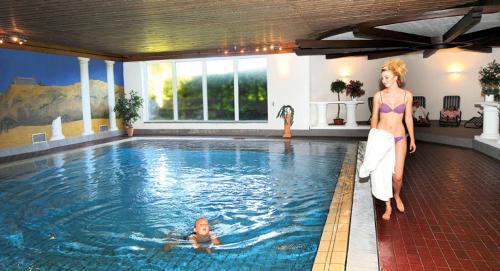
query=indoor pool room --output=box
[1,1,499,271]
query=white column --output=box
[478,102,499,140]
[105,60,118,131]
[316,103,328,127]
[78,57,93,136]
[345,101,361,127]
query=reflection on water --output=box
[0,139,349,270]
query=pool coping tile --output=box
[313,143,357,270]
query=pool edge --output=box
[312,143,357,271]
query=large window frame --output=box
[144,56,268,123]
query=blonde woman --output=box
[370,59,416,220]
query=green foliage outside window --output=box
[147,59,268,121]
[239,70,268,120]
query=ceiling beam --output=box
[0,41,123,61]
[125,47,295,61]
[455,26,500,42]
[316,5,500,40]
[324,49,415,60]
[316,26,355,41]
[325,52,369,59]
[367,50,415,60]
[296,47,409,56]
[353,26,431,45]
[443,7,483,42]
[423,49,438,58]
[296,39,412,49]
[461,45,492,53]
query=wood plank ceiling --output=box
[0,0,482,61]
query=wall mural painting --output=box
[0,48,124,148]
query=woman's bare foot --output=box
[395,196,405,212]
[382,205,392,220]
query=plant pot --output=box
[333,118,344,125]
[127,127,134,137]
[283,114,292,138]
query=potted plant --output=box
[330,79,346,125]
[114,90,144,136]
[478,60,500,102]
[276,105,294,138]
[345,80,366,100]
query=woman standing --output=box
[371,59,416,220]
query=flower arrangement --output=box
[478,60,500,96]
[345,80,365,99]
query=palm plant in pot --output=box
[114,90,143,136]
[276,105,294,138]
[330,79,346,125]
[478,60,500,102]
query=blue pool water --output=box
[0,139,348,270]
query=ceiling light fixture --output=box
[0,34,27,46]
[222,43,283,56]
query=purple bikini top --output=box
[379,91,406,114]
[379,102,405,113]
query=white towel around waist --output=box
[359,128,395,201]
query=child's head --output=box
[194,217,210,236]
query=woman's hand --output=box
[409,140,416,153]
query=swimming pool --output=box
[0,138,349,270]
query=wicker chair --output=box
[439,95,462,127]
[464,111,483,129]
[413,96,431,127]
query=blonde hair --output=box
[381,59,407,87]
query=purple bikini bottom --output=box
[394,135,406,143]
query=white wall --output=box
[311,48,500,121]
[124,54,311,130]
[310,56,385,124]
[404,49,499,120]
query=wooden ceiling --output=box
[0,0,486,61]
[296,3,500,59]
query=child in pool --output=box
[188,217,220,253]
[162,217,220,253]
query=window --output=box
[147,62,173,120]
[238,58,268,120]
[207,60,234,120]
[176,61,203,120]
[146,57,267,122]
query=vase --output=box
[333,118,344,125]
[283,114,292,138]
[485,94,494,102]
[127,127,134,137]
[351,97,357,101]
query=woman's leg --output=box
[382,201,392,220]
[393,137,407,212]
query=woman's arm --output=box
[405,91,416,153]
[371,92,380,129]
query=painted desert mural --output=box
[0,48,124,148]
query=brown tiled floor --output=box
[375,142,500,271]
